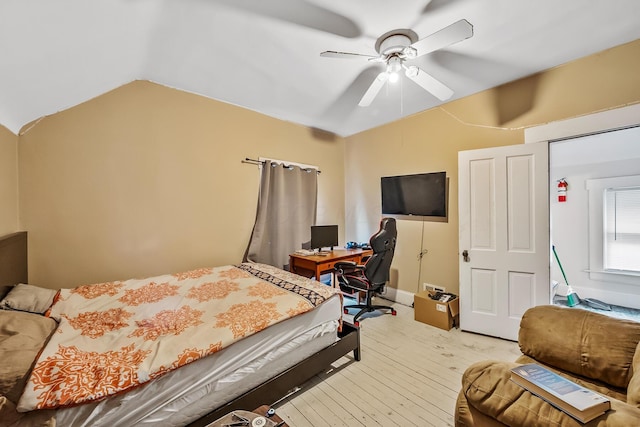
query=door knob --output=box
[462,250,470,262]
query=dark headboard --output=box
[0,231,27,286]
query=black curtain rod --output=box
[242,157,321,174]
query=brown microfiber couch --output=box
[456,305,640,426]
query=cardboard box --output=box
[414,290,460,331]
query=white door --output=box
[458,142,549,341]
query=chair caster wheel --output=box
[391,309,397,316]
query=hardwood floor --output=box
[274,299,521,427]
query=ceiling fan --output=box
[320,19,473,107]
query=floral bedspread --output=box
[18,263,339,411]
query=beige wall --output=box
[18,81,345,288]
[0,125,19,235]
[344,38,640,297]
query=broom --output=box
[552,245,579,307]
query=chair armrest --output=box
[334,262,368,292]
[334,261,357,268]
[461,360,640,427]
[334,261,364,274]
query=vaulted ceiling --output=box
[2,0,639,137]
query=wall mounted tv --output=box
[381,171,447,219]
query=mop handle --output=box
[552,245,570,287]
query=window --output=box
[604,187,640,272]
[587,175,640,284]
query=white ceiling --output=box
[2,0,639,137]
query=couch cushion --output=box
[456,389,509,427]
[463,360,578,427]
[519,305,640,389]
[627,341,640,408]
[462,360,640,427]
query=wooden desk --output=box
[289,248,372,282]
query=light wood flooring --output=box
[274,298,521,427]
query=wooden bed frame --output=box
[0,231,361,426]
[187,322,360,426]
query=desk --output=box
[289,248,372,282]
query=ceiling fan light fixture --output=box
[403,46,417,59]
[386,56,402,83]
[405,65,419,78]
[388,56,402,71]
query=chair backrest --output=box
[364,218,397,287]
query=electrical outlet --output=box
[423,283,446,293]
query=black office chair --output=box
[334,217,397,326]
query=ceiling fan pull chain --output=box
[400,77,404,115]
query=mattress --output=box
[53,293,341,426]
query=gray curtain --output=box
[245,160,317,269]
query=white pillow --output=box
[0,283,57,314]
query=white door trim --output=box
[524,103,640,144]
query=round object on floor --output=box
[252,416,267,427]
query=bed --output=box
[0,231,360,426]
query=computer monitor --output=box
[310,225,338,251]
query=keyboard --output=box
[294,249,315,256]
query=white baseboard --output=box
[379,287,415,307]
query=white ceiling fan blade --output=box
[405,66,453,101]
[320,50,377,59]
[411,19,473,58]
[359,72,389,106]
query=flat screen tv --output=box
[381,171,447,218]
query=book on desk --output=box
[510,363,610,423]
